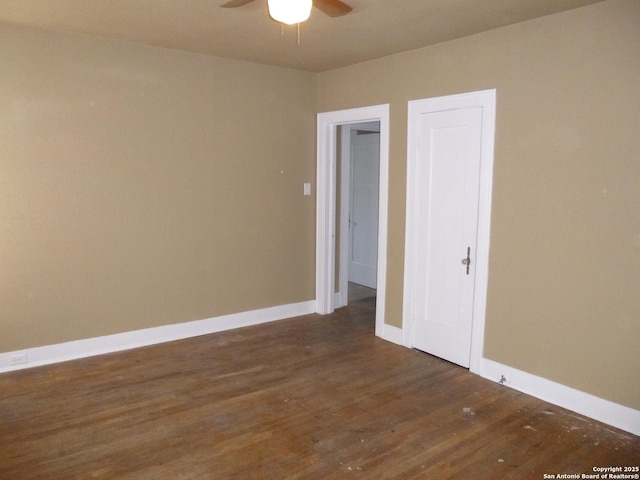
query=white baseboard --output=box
[480,357,640,437]
[0,300,316,374]
[376,323,403,346]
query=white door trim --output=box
[337,124,356,308]
[316,105,390,339]
[403,89,496,374]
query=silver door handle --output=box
[461,246,471,275]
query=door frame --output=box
[402,89,496,374]
[316,105,390,339]
[338,121,381,306]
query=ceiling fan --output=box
[221,0,353,20]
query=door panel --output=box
[348,131,380,288]
[412,107,482,367]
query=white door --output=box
[348,129,380,288]
[410,106,483,368]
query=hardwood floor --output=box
[1,298,637,479]
[348,282,376,303]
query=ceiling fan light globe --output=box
[267,0,312,25]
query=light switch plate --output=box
[304,183,311,196]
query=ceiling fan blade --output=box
[220,0,256,8]
[313,0,353,17]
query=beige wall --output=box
[317,0,640,410]
[0,24,317,351]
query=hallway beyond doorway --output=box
[348,282,376,304]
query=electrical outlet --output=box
[9,352,28,366]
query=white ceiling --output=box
[0,0,604,72]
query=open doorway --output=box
[316,104,390,341]
[337,122,380,307]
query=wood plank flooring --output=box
[1,297,638,479]
[348,282,376,303]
